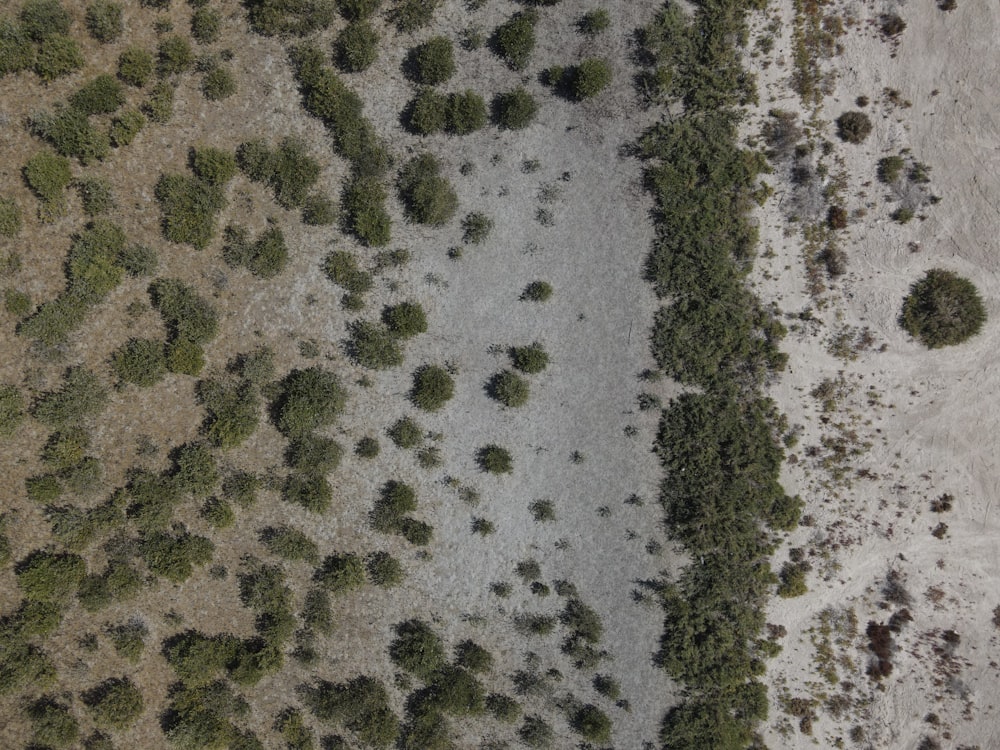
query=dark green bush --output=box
[198,377,261,448]
[71,75,125,115]
[399,517,432,545]
[776,561,808,598]
[447,90,487,135]
[76,178,114,215]
[165,337,205,375]
[836,110,873,143]
[301,675,399,747]
[387,417,421,448]
[16,549,86,602]
[510,342,548,373]
[155,173,227,249]
[370,479,416,531]
[900,268,986,348]
[23,149,72,207]
[487,369,529,407]
[245,0,336,36]
[405,36,454,85]
[461,211,493,244]
[143,82,175,122]
[21,0,70,41]
[222,224,289,278]
[83,677,144,729]
[286,433,343,473]
[272,366,347,437]
[0,197,21,237]
[150,277,219,346]
[26,473,63,503]
[398,153,457,226]
[107,619,148,662]
[878,154,905,183]
[191,6,221,43]
[486,693,520,722]
[365,551,404,587]
[0,384,25,437]
[158,35,194,76]
[389,619,445,680]
[313,552,365,593]
[519,715,553,748]
[30,107,110,165]
[410,365,453,411]
[337,0,381,21]
[85,0,123,42]
[201,65,237,100]
[578,8,610,35]
[0,20,35,77]
[455,639,493,673]
[32,367,108,428]
[301,192,337,225]
[171,441,218,496]
[493,10,536,70]
[322,250,372,293]
[28,696,79,749]
[140,529,214,582]
[405,87,447,135]
[34,34,83,81]
[192,146,237,185]
[260,525,319,563]
[355,436,379,457]
[390,0,440,32]
[111,338,167,386]
[382,301,427,338]
[568,58,611,100]
[477,444,512,474]
[571,704,611,743]
[341,174,391,245]
[335,20,378,72]
[346,320,403,369]
[521,280,552,301]
[493,86,538,130]
[118,47,154,87]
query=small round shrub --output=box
[301,193,337,226]
[112,338,167,386]
[406,36,455,85]
[4,289,31,317]
[578,8,610,35]
[366,551,404,587]
[384,301,429,339]
[493,10,536,71]
[510,342,548,373]
[0,20,35,77]
[336,21,378,72]
[35,34,84,81]
[76,178,115,216]
[158,35,194,76]
[390,0,440,32]
[461,212,493,244]
[313,552,365,593]
[569,58,611,100]
[899,269,986,348]
[191,7,222,43]
[85,0,123,43]
[389,619,446,679]
[143,82,175,123]
[28,697,78,749]
[201,65,236,100]
[24,150,72,206]
[0,198,22,237]
[455,640,493,672]
[341,175,391,246]
[487,370,529,407]
[571,704,611,743]
[477,444,512,474]
[347,320,403,369]
[397,153,457,226]
[836,111,873,143]
[260,525,319,563]
[406,88,448,135]
[70,75,126,115]
[880,13,906,37]
[410,364,454,411]
[493,87,538,130]
[286,434,343,473]
[355,436,380,458]
[200,497,235,528]
[0,384,25,437]
[338,0,382,21]
[83,677,144,729]
[486,694,520,722]
[16,550,86,602]
[388,416,422,449]
[521,280,552,301]
[118,47,154,87]
[447,90,487,135]
[519,716,553,748]
[273,366,347,437]
[323,250,372,293]
[283,472,333,513]
[826,205,848,230]
[20,0,71,41]
[878,155,905,183]
[191,146,237,186]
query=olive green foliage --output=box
[878,154,905,183]
[76,177,115,215]
[155,172,228,249]
[835,110,873,143]
[578,8,610,35]
[35,34,83,81]
[521,280,552,301]
[510,342,548,373]
[410,365,454,411]
[32,367,109,428]
[493,11,536,70]
[5,288,31,316]
[564,58,611,100]
[0,384,25,436]
[382,300,427,337]
[341,174,391,245]
[271,366,347,437]
[390,0,440,32]
[398,153,457,226]
[158,34,194,76]
[455,640,493,673]
[107,619,148,662]
[26,474,63,504]
[337,0,382,20]
[446,89,487,135]
[301,192,336,225]
[477,444,512,474]
[0,20,35,77]
[486,693,520,722]
[170,441,219,496]
[285,433,343,473]
[260,525,319,563]
[118,47,154,87]
[23,149,71,209]
[83,677,144,728]
[201,65,237,100]
[519,715,552,748]
[365,551,404,587]
[487,369,529,407]
[776,561,808,598]
[198,377,261,448]
[275,708,314,749]
[71,74,126,115]
[301,675,399,748]
[86,0,123,42]
[245,0,336,36]
[143,82,175,122]
[335,20,378,72]
[283,472,332,514]
[28,696,79,748]
[389,619,445,680]
[405,36,454,85]
[29,106,110,165]
[149,277,218,373]
[322,250,372,293]
[237,137,321,209]
[355,435,379,457]
[899,268,986,348]
[20,0,70,40]
[16,550,87,602]
[140,529,214,582]
[0,197,21,237]
[571,703,611,743]
[461,211,493,244]
[404,87,447,135]
[387,417,421,449]
[492,87,538,129]
[112,338,167,386]
[222,224,289,279]
[346,320,403,369]
[191,6,221,43]
[192,146,238,186]
[313,552,365,594]
[119,241,156,275]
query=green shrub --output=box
[399,517,432,545]
[313,552,365,593]
[878,154,905,183]
[341,174,390,245]
[0,384,25,436]
[410,365,453,411]
[4,288,30,316]
[836,110,873,143]
[283,472,333,513]
[390,0,440,32]
[140,529,214,582]
[387,417,422,449]
[301,675,399,747]
[406,36,454,85]
[40,427,89,472]
[107,619,148,662]
[900,269,986,348]
[389,619,445,679]
[301,192,336,225]
[35,33,83,81]
[260,525,319,563]
[370,479,416,531]
[143,82,175,122]
[191,6,221,43]
[165,338,206,375]
[322,250,372,293]
[76,178,114,216]
[150,277,219,345]
[201,496,235,528]
[0,197,21,237]
[336,0,381,21]
[198,378,261,447]
[201,65,237,100]
[365,551,404,587]
[223,224,289,278]
[83,677,144,729]
[20,0,70,40]
[171,441,218,496]
[0,20,35,77]
[335,20,378,72]
[776,561,808,598]
[519,715,553,748]
[24,150,72,206]
[571,704,611,743]
[405,88,447,135]
[272,366,347,437]
[118,47,154,87]
[286,434,343,473]
[447,90,487,135]
[223,471,260,508]
[346,320,403,369]
[521,280,552,301]
[487,370,529,407]
[355,436,379,457]
[192,146,237,186]
[28,697,78,749]
[32,367,109,428]
[85,0,123,42]
[510,342,548,373]
[486,693,520,722]
[461,211,493,244]
[477,444,512,474]
[493,11,536,70]
[245,0,337,36]
[568,58,611,100]
[155,173,227,249]
[26,473,63,503]
[578,8,610,35]
[158,35,194,76]
[16,550,87,602]
[398,153,456,226]
[71,75,125,115]
[492,87,538,130]
[29,107,111,165]
[382,300,427,337]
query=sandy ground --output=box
[748,0,1000,747]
